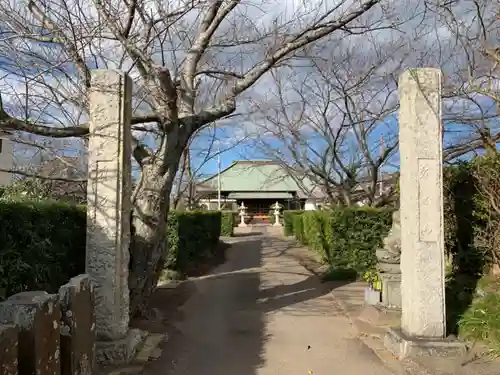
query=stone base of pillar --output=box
[96,328,148,365]
[384,327,467,360]
[272,222,282,227]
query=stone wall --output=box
[0,274,95,375]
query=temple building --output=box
[196,160,325,219]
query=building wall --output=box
[304,199,318,211]
[0,133,13,186]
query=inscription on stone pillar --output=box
[418,158,440,243]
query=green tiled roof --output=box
[197,160,316,196]
[228,192,293,199]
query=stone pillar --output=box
[384,68,465,359]
[87,69,131,340]
[0,291,61,375]
[58,275,95,375]
[399,68,445,338]
[86,69,146,364]
[0,325,18,375]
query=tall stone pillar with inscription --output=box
[384,69,465,358]
[86,69,146,364]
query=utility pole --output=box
[379,135,385,197]
[217,147,221,210]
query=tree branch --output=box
[231,0,380,97]
[0,168,86,183]
[28,0,91,88]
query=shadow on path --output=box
[134,235,386,375]
[138,238,266,375]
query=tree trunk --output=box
[128,163,173,317]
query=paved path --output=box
[141,233,398,375]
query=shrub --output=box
[232,211,239,227]
[457,275,500,355]
[165,210,222,275]
[470,153,500,273]
[301,211,329,259]
[324,207,392,274]
[220,211,235,236]
[0,200,225,299]
[443,162,485,275]
[443,156,498,339]
[0,200,86,299]
[322,267,358,282]
[293,214,306,244]
[296,207,391,277]
[283,210,304,236]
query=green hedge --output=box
[293,214,306,244]
[295,208,392,276]
[221,211,235,236]
[283,210,304,236]
[232,211,239,227]
[324,208,392,273]
[0,201,87,299]
[0,201,224,299]
[165,211,221,274]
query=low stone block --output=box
[364,288,381,305]
[0,325,18,375]
[58,274,95,375]
[0,291,61,375]
[96,329,147,365]
[380,273,401,310]
[384,327,467,359]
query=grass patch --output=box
[321,267,358,282]
[447,276,500,357]
[459,293,500,355]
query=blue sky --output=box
[193,99,500,180]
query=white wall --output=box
[304,199,317,211]
[0,133,13,186]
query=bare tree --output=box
[251,2,499,205]
[171,121,248,209]
[427,0,498,103]
[250,37,400,207]
[426,0,500,160]
[0,0,388,315]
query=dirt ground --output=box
[124,230,400,375]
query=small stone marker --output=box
[384,68,465,358]
[0,325,18,375]
[58,275,95,375]
[0,291,61,375]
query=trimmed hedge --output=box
[324,208,392,274]
[165,211,222,274]
[221,211,235,236]
[293,214,306,244]
[295,208,392,276]
[0,201,224,299]
[0,201,87,299]
[283,210,304,236]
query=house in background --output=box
[0,132,13,186]
[196,160,325,219]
